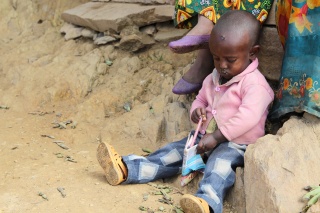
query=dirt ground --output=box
[0,106,188,213]
[0,1,238,212]
[0,109,236,213]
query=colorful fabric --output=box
[173,0,274,28]
[182,153,206,176]
[270,0,320,119]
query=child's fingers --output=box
[192,109,201,122]
[199,108,207,121]
[196,108,202,117]
[192,108,207,123]
[191,116,198,124]
[197,134,217,154]
[196,140,206,154]
[191,110,200,123]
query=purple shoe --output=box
[172,78,202,95]
[169,35,210,54]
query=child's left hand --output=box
[191,107,207,124]
[196,133,219,154]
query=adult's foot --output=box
[172,49,214,94]
[169,15,214,54]
[187,15,214,36]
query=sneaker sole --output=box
[180,194,207,213]
[97,142,123,186]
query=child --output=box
[97,10,274,213]
[170,0,274,95]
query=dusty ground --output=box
[0,1,239,212]
[0,105,188,213]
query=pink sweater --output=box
[190,58,274,145]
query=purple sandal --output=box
[172,78,202,95]
[169,35,210,54]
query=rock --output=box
[93,35,117,45]
[154,21,189,42]
[259,27,283,81]
[60,1,279,82]
[154,29,188,42]
[116,33,155,52]
[106,94,190,146]
[81,28,96,38]
[155,21,174,32]
[163,101,192,141]
[60,22,83,40]
[97,62,107,75]
[61,2,174,33]
[140,25,156,35]
[101,45,115,60]
[120,25,140,36]
[119,56,141,73]
[244,113,320,212]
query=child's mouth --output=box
[220,69,228,75]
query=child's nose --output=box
[219,60,228,69]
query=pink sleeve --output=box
[189,75,212,121]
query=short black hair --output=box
[213,10,261,46]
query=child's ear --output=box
[249,45,260,60]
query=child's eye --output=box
[227,58,236,63]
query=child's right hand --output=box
[196,133,218,154]
[191,108,207,124]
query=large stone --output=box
[60,22,83,40]
[163,101,192,141]
[61,2,174,33]
[93,35,117,45]
[116,32,155,52]
[244,113,320,212]
[153,20,189,42]
[140,25,156,35]
[259,26,283,81]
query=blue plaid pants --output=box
[122,134,247,213]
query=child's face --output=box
[209,31,257,80]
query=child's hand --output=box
[196,133,218,154]
[191,108,207,124]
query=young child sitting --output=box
[97,10,274,213]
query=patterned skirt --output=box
[173,0,274,27]
[269,0,320,119]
